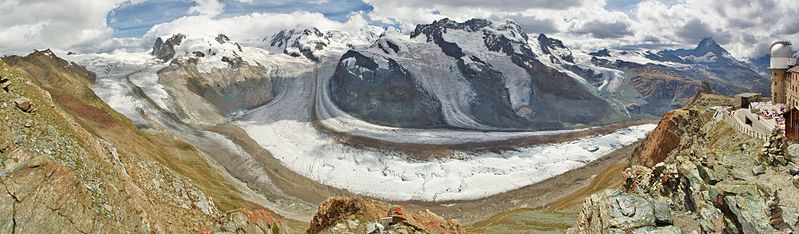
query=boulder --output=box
[752,165,766,176]
[698,166,720,185]
[13,97,33,113]
[786,144,799,159]
[651,200,673,225]
[632,226,681,234]
[699,207,725,233]
[0,76,9,92]
[572,190,656,232]
[792,176,799,188]
[774,155,788,165]
[788,167,799,176]
[714,183,776,233]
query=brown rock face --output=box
[307,197,462,234]
[630,110,689,167]
[628,69,711,115]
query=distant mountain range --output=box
[82,18,771,131]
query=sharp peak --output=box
[693,37,731,55]
[697,37,719,47]
[277,27,322,33]
[537,33,565,42]
[537,33,549,39]
[427,18,520,27]
[29,49,58,59]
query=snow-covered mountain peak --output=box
[151,33,277,73]
[264,28,328,61]
[645,37,740,65]
[264,26,384,62]
[410,18,527,43]
[536,34,574,63]
[695,37,728,56]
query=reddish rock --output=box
[631,110,688,167]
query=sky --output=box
[0,0,797,58]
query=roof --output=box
[735,92,761,98]
[789,66,799,73]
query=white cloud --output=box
[0,0,124,55]
[188,0,225,17]
[627,0,799,58]
[142,11,372,44]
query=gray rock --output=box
[698,166,720,185]
[792,176,799,188]
[789,167,799,176]
[366,222,383,234]
[571,190,657,232]
[714,183,777,233]
[607,192,656,229]
[632,226,681,234]
[774,155,788,165]
[24,119,32,128]
[651,200,673,225]
[699,207,724,233]
[787,144,799,159]
[752,165,766,176]
[782,207,798,231]
[731,168,748,180]
[152,34,185,61]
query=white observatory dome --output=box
[771,41,796,69]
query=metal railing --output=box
[715,108,769,142]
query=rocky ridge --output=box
[306,197,462,234]
[570,94,799,233]
[0,52,285,233]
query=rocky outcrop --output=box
[152,34,186,61]
[630,110,691,167]
[571,190,677,233]
[571,95,799,233]
[307,197,462,234]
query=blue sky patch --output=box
[108,0,373,38]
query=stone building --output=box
[770,41,799,108]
